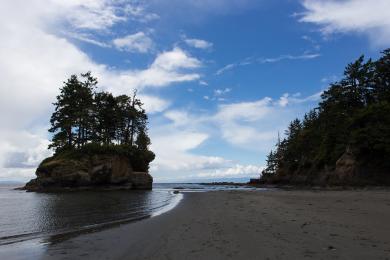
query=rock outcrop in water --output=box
[24,154,153,192]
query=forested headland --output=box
[47,72,155,172]
[261,49,390,186]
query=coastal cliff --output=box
[260,50,390,186]
[259,148,390,186]
[24,154,153,191]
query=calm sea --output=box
[0,183,258,246]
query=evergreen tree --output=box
[47,73,155,171]
[49,75,81,150]
[93,91,117,145]
[75,72,96,147]
[114,95,133,145]
[262,151,278,177]
[133,126,155,172]
[129,90,145,146]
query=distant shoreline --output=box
[200,182,390,191]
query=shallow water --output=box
[0,184,180,245]
[0,183,259,246]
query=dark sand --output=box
[6,190,390,259]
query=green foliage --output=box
[49,72,97,149]
[350,102,390,169]
[261,49,390,184]
[48,73,155,171]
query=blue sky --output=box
[0,0,389,182]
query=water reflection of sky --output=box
[0,186,177,245]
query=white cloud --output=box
[215,98,273,123]
[214,99,276,149]
[25,0,131,31]
[52,0,158,30]
[63,31,111,48]
[0,128,52,182]
[152,47,201,71]
[300,0,390,46]
[113,32,154,53]
[150,128,230,174]
[258,53,321,63]
[203,88,232,102]
[278,93,290,107]
[164,110,192,127]
[115,47,202,90]
[59,1,126,30]
[125,5,160,23]
[199,80,208,86]
[214,88,231,96]
[184,38,213,49]
[216,63,236,75]
[100,47,201,93]
[138,95,171,114]
[197,164,263,178]
[216,53,320,75]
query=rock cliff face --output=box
[24,154,153,191]
[260,146,390,186]
[334,149,358,180]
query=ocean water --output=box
[0,183,259,246]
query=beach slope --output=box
[25,190,390,259]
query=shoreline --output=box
[2,189,390,259]
[0,188,183,247]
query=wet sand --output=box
[7,189,390,259]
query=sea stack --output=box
[23,72,155,192]
[24,154,153,191]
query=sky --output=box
[0,0,389,183]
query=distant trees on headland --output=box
[261,49,390,185]
[48,72,154,171]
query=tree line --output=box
[48,72,155,171]
[261,49,390,184]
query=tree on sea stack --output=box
[48,73,152,153]
[49,72,97,150]
[24,73,155,191]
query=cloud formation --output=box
[197,164,264,179]
[216,53,320,75]
[300,0,390,46]
[184,38,213,49]
[113,32,154,53]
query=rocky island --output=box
[24,153,153,191]
[24,73,155,191]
